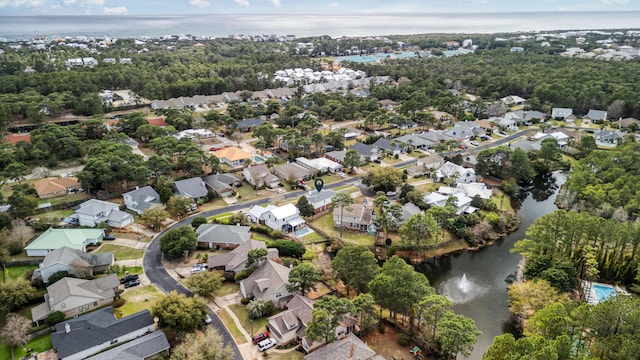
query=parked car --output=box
[373,159,382,164]
[386,191,397,197]
[120,274,139,284]
[470,141,479,146]
[103,234,116,240]
[337,172,347,179]
[480,135,491,141]
[66,172,73,177]
[276,188,284,194]
[124,279,140,288]
[204,315,212,324]
[191,267,205,274]
[499,130,507,135]
[257,338,276,351]
[252,332,269,345]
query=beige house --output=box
[31,274,119,324]
[240,260,293,308]
[34,177,82,199]
[333,203,374,232]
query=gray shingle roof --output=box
[123,186,160,213]
[174,177,208,198]
[305,189,337,209]
[350,142,375,157]
[202,173,242,192]
[273,163,313,181]
[52,307,154,359]
[237,118,266,130]
[76,199,120,216]
[196,224,251,246]
[85,331,170,360]
[240,259,290,301]
[585,109,607,121]
[42,247,113,268]
[304,333,377,360]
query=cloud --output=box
[271,0,280,7]
[234,0,250,7]
[328,2,338,7]
[0,0,43,8]
[63,0,104,5]
[460,0,489,4]
[188,0,211,7]
[600,0,629,3]
[103,6,128,15]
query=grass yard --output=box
[111,232,152,242]
[114,266,143,276]
[215,282,240,297]
[251,233,274,242]
[2,264,38,283]
[32,209,74,221]
[217,308,247,344]
[96,244,144,260]
[300,231,325,245]
[332,184,357,192]
[208,212,235,221]
[491,190,514,213]
[321,174,343,185]
[228,304,269,337]
[310,214,375,247]
[42,192,90,207]
[118,285,161,317]
[269,352,305,360]
[0,334,52,360]
[235,184,268,202]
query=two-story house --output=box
[240,260,293,308]
[248,203,306,234]
[305,189,337,214]
[333,203,374,232]
[74,199,133,228]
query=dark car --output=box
[252,332,269,345]
[120,274,139,284]
[124,279,140,288]
[103,234,116,240]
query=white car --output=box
[276,188,284,194]
[470,141,479,146]
[257,338,276,351]
[204,315,212,324]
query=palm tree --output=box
[247,299,265,320]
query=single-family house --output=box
[84,331,170,360]
[304,333,378,360]
[372,137,402,156]
[262,203,306,234]
[243,165,281,188]
[325,150,346,164]
[203,173,242,197]
[3,132,31,145]
[305,189,337,214]
[594,129,624,145]
[31,274,119,324]
[435,162,476,184]
[34,177,82,199]
[196,223,251,249]
[583,109,608,124]
[619,117,640,128]
[145,117,167,127]
[500,95,527,106]
[212,146,252,167]
[208,239,279,273]
[492,117,518,131]
[551,108,576,122]
[267,295,315,346]
[401,202,424,222]
[273,163,314,183]
[296,157,343,174]
[236,118,266,132]
[75,199,133,228]
[378,99,397,110]
[122,186,161,215]
[26,228,105,257]
[33,247,114,283]
[333,203,374,232]
[416,131,455,144]
[394,134,434,150]
[239,259,293,308]
[349,143,377,162]
[50,306,157,360]
[174,177,208,200]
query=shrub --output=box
[112,298,126,308]
[8,241,23,256]
[48,270,71,284]
[398,333,411,346]
[240,297,251,305]
[235,269,252,282]
[191,216,207,229]
[269,229,283,239]
[268,240,306,258]
[45,311,65,326]
[262,300,275,317]
[280,258,300,268]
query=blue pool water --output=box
[253,155,265,163]
[295,228,312,237]
[593,283,617,303]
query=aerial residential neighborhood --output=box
[1,8,640,360]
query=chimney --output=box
[65,323,70,333]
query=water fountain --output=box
[440,273,485,304]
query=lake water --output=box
[420,171,566,359]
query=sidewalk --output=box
[211,292,263,360]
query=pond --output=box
[419,171,566,359]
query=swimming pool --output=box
[592,283,617,303]
[295,228,313,237]
[253,155,265,163]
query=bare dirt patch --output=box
[362,322,436,360]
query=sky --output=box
[0,0,639,16]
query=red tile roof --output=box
[146,117,167,127]
[3,133,31,145]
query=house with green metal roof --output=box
[25,228,105,257]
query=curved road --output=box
[143,175,370,360]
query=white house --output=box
[264,203,306,234]
[435,162,476,184]
[75,199,133,228]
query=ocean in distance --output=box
[1,11,640,40]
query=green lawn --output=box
[95,244,144,260]
[2,265,38,283]
[490,190,514,213]
[310,214,375,246]
[208,212,235,221]
[229,304,270,337]
[218,308,247,344]
[235,184,267,202]
[0,334,52,360]
[42,192,90,207]
[300,231,325,245]
[215,282,239,297]
[32,209,74,221]
[113,266,143,276]
[111,232,152,242]
[270,352,304,360]
[118,285,161,317]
